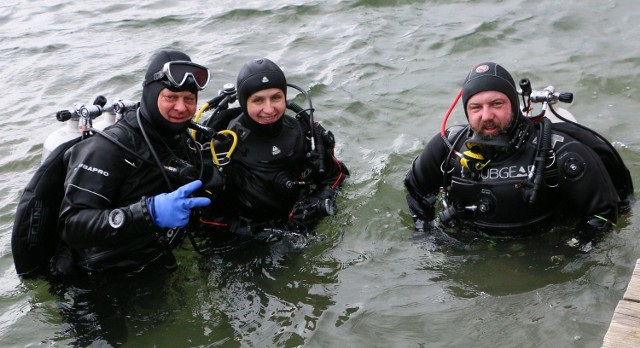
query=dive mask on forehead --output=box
[143,61,211,90]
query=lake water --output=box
[1,0,640,347]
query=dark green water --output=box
[1,0,640,346]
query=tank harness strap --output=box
[91,128,153,165]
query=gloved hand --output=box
[585,214,616,232]
[149,180,211,228]
[290,188,337,224]
[405,193,436,222]
[413,217,440,233]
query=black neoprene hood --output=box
[236,58,287,117]
[140,50,199,136]
[461,62,520,120]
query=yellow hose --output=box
[191,102,210,138]
[191,103,238,166]
[212,130,238,166]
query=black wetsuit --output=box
[55,110,200,274]
[404,120,621,234]
[202,112,348,235]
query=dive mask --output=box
[143,61,210,91]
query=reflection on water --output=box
[414,226,603,297]
[192,233,341,347]
[27,233,341,346]
[51,268,176,347]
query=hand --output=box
[290,195,336,224]
[150,180,211,228]
[585,215,616,231]
[405,193,436,221]
[413,217,439,233]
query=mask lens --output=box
[166,61,210,90]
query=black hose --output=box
[526,118,551,204]
[287,100,325,174]
[441,125,469,189]
[136,109,174,190]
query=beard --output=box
[471,115,514,140]
[466,114,517,161]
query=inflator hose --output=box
[526,118,551,204]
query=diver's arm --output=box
[307,122,350,202]
[312,122,349,190]
[59,139,159,249]
[316,154,349,191]
[290,124,350,224]
[557,141,620,232]
[404,133,450,224]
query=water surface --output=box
[1,0,639,346]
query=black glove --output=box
[405,192,436,222]
[290,188,337,224]
[584,214,616,232]
[413,217,439,234]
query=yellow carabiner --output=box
[211,129,238,166]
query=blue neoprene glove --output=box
[149,180,211,228]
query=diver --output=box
[198,58,349,241]
[51,50,214,277]
[404,62,633,236]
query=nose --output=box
[480,105,495,121]
[263,99,275,113]
[173,97,188,112]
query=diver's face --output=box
[466,91,513,137]
[246,88,285,125]
[157,88,197,123]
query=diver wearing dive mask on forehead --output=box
[404,62,631,236]
[51,49,216,277]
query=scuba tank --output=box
[43,96,136,161]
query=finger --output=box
[184,197,211,209]
[177,180,203,197]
